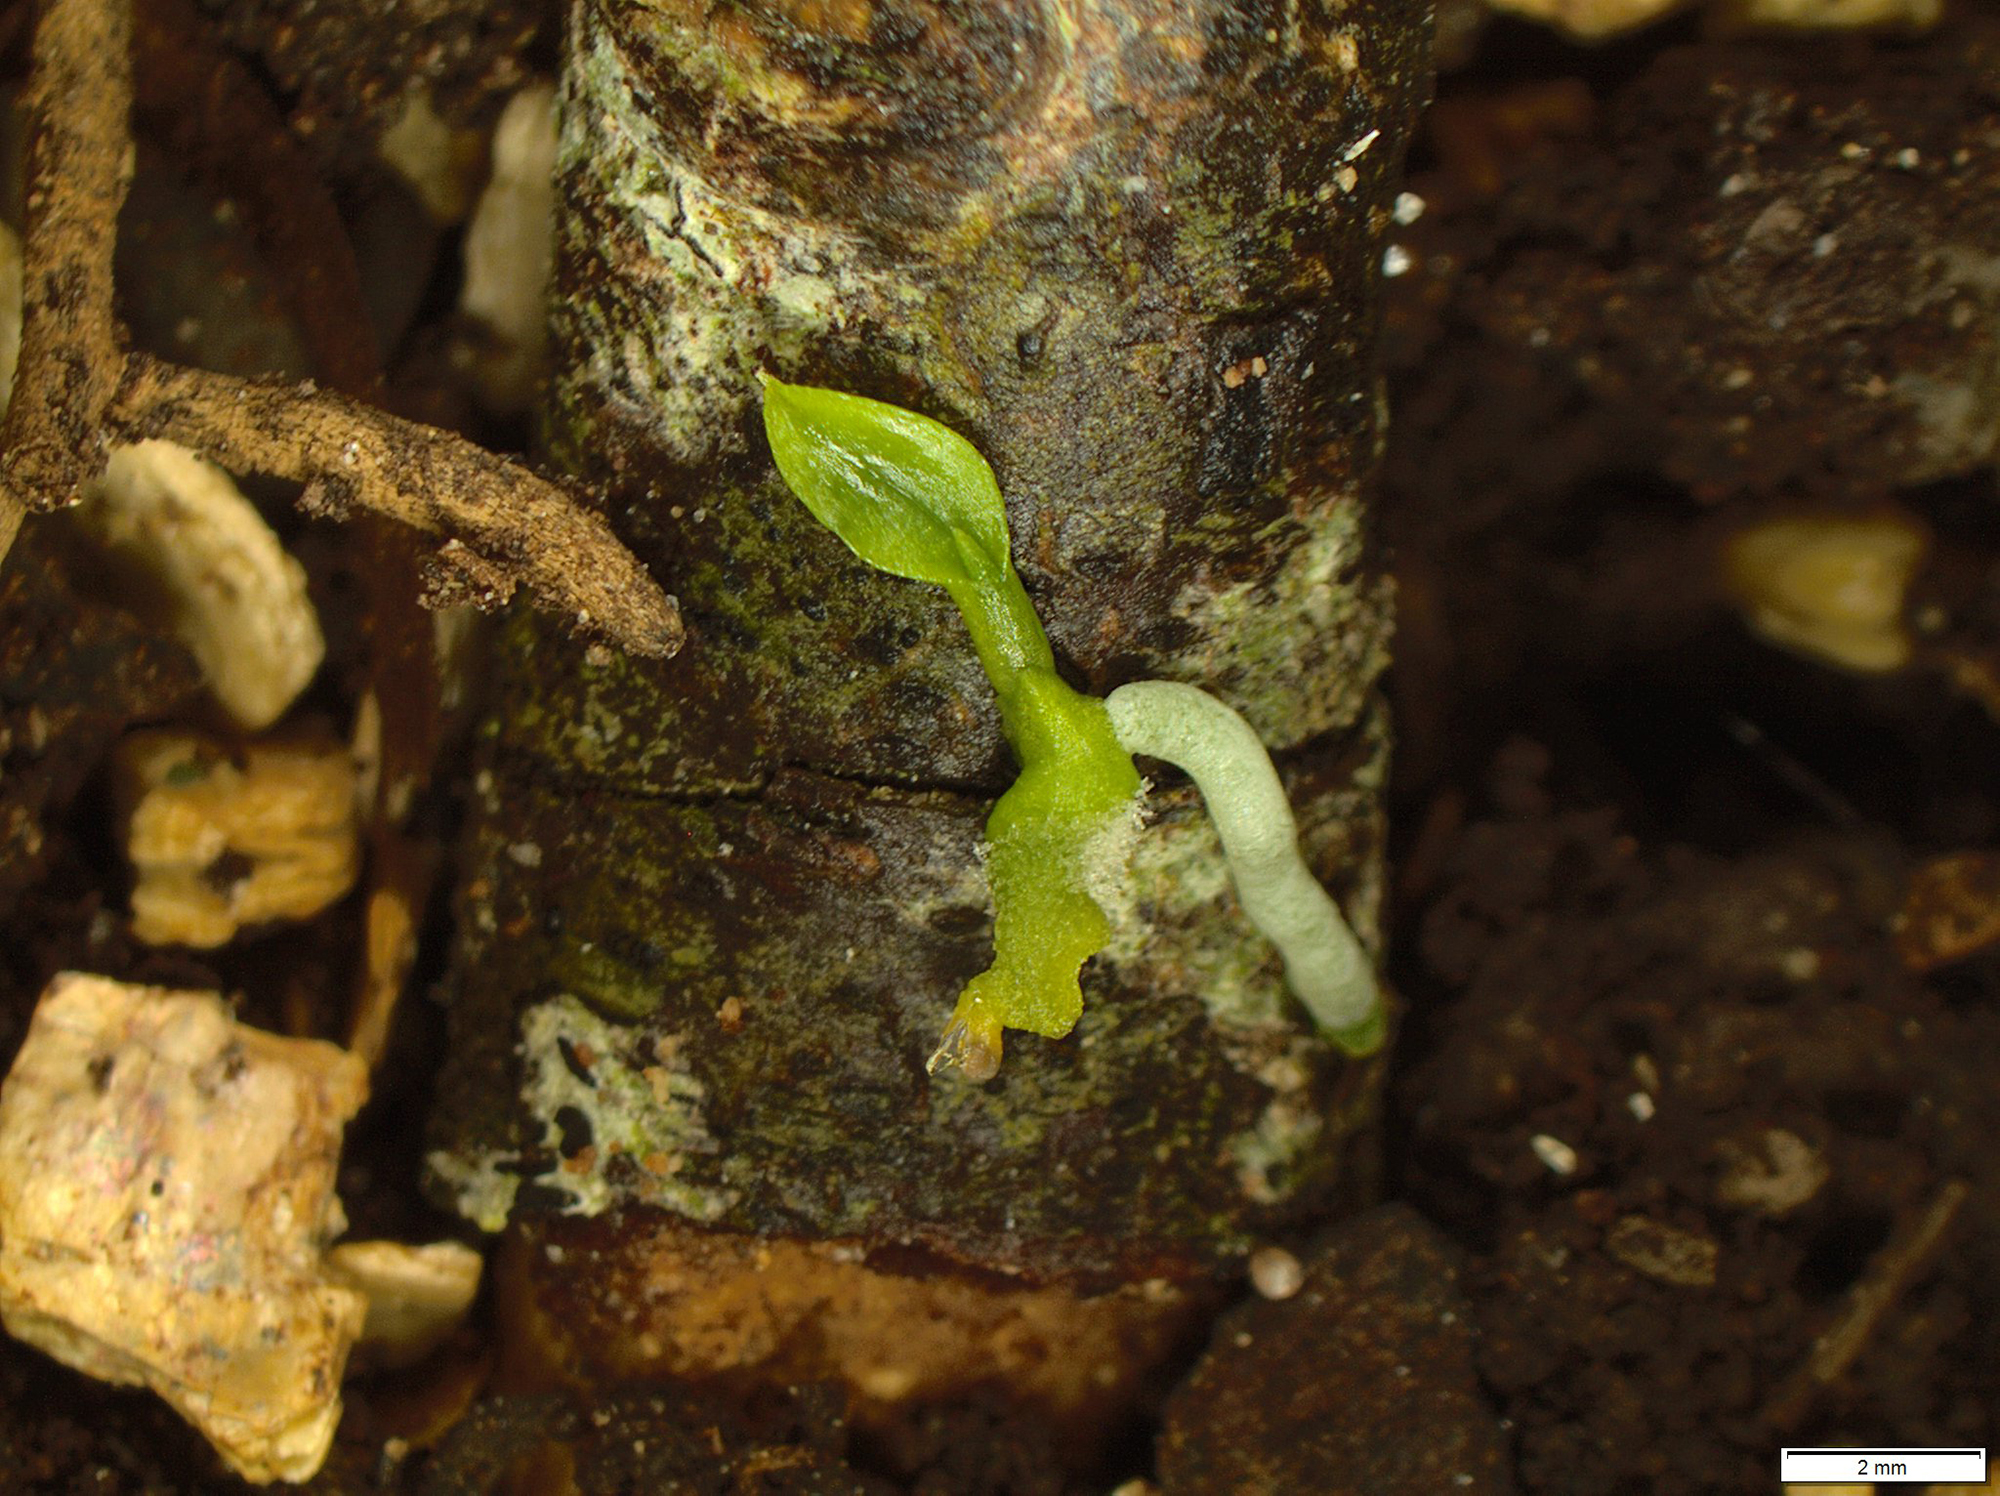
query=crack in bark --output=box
[485,745,991,814]
[667,177,726,281]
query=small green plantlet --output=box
[759,376,1384,1078]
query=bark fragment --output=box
[433,0,1429,1280]
[498,1216,1204,1430]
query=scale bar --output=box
[1781,1447,1986,1484]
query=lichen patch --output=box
[430,994,734,1232]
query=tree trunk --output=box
[428,0,1429,1294]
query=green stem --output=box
[943,569,1056,733]
[931,571,1143,1080]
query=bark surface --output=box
[430,0,1430,1282]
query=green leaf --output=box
[760,377,1012,586]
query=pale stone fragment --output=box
[74,441,326,730]
[1725,0,1939,26]
[1482,0,1687,41]
[1483,0,1938,34]
[325,1239,483,1370]
[1722,512,1928,674]
[1248,1245,1306,1301]
[377,87,486,224]
[1715,1127,1829,1216]
[1529,1132,1580,1176]
[0,973,369,1484]
[459,82,557,410]
[348,886,417,1068]
[119,729,360,948]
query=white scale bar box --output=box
[1782,1447,1987,1484]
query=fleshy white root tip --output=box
[1105,678,1386,1050]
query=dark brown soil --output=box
[1393,748,1997,1492]
[1376,7,2000,1492]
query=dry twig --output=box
[109,357,682,656]
[0,0,682,660]
[1762,1177,1971,1429]
[0,0,133,555]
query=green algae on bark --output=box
[428,0,1430,1280]
[430,761,1382,1274]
